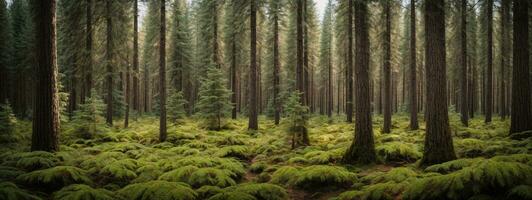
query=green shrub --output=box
[53,184,119,200]
[207,192,256,200]
[403,160,532,200]
[16,166,91,191]
[196,185,223,199]
[0,182,41,200]
[118,180,197,200]
[303,150,336,164]
[167,90,188,124]
[69,94,105,139]
[269,166,299,186]
[294,165,357,190]
[188,168,236,188]
[375,142,421,163]
[196,67,232,130]
[14,151,59,171]
[361,167,418,184]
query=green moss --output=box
[507,185,532,200]
[0,182,41,200]
[8,151,59,171]
[455,138,488,158]
[16,166,92,191]
[53,184,118,200]
[303,150,336,164]
[118,180,197,200]
[361,167,418,184]
[269,166,299,186]
[99,159,137,181]
[249,162,267,173]
[216,145,250,160]
[224,183,288,200]
[196,185,223,199]
[424,158,484,174]
[375,142,421,163]
[207,192,257,200]
[0,166,25,181]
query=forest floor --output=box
[1,113,531,200]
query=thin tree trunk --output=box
[248,0,258,130]
[31,0,59,152]
[84,0,92,101]
[343,0,376,164]
[159,0,167,142]
[485,0,493,123]
[460,0,468,126]
[105,0,113,125]
[383,0,391,133]
[510,0,531,134]
[420,0,456,166]
[273,9,281,124]
[500,0,509,119]
[346,0,354,122]
[409,0,418,130]
[133,0,139,111]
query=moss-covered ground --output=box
[0,114,531,200]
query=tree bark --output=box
[510,0,531,134]
[159,0,167,142]
[273,7,281,124]
[248,0,258,130]
[84,0,92,101]
[133,0,139,111]
[383,0,391,133]
[485,0,493,123]
[346,0,354,123]
[460,0,468,126]
[409,0,418,130]
[343,0,376,164]
[105,0,113,125]
[31,0,59,152]
[499,0,509,119]
[420,0,456,166]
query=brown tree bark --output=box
[343,0,376,164]
[346,0,354,122]
[273,6,281,124]
[31,0,60,152]
[105,0,113,125]
[409,0,418,130]
[159,0,167,142]
[83,0,92,101]
[499,0,509,119]
[248,0,258,130]
[420,0,456,166]
[133,0,140,111]
[485,0,493,123]
[383,0,391,133]
[460,0,468,126]
[510,0,531,134]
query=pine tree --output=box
[420,0,456,166]
[485,0,493,123]
[248,0,258,130]
[197,67,232,130]
[31,0,60,152]
[284,91,308,149]
[382,0,392,133]
[0,0,9,104]
[460,0,468,126]
[169,0,193,93]
[159,0,167,142]
[71,90,105,139]
[342,0,376,165]
[167,90,187,124]
[408,0,418,130]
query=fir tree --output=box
[167,90,188,124]
[197,67,232,130]
[71,90,105,139]
[284,91,309,149]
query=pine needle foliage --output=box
[197,67,232,130]
[70,92,105,139]
[117,180,197,200]
[52,184,119,200]
[188,167,237,188]
[167,90,188,124]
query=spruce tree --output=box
[197,67,232,130]
[284,91,309,149]
[167,90,187,124]
[71,90,105,139]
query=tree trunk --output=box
[346,0,354,123]
[343,0,376,164]
[105,0,113,125]
[460,0,468,126]
[159,0,167,142]
[84,0,92,101]
[409,0,418,130]
[500,0,509,119]
[133,0,139,111]
[510,0,531,134]
[273,9,281,125]
[485,0,493,123]
[125,61,130,128]
[231,36,238,119]
[420,0,456,166]
[31,0,59,152]
[248,0,258,130]
[383,0,391,133]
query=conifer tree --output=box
[0,103,16,140]
[167,90,187,124]
[0,0,9,104]
[197,67,232,130]
[71,90,104,139]
[319,0,333,118]
[284,91,308,149]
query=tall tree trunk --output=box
[327,28,333,118]
[105,0,113,125]
[273,9,281,125]
[500,0,509,119]
[133,0,139,111]
[297,0,304,100]
[510,0,531,134]
[420,0,456,166]
[409,0,418,130]
[125,61,130,128]
[485,0,493,123]
[159,0,167,142]
[383,0,391,133]
[84,0,92,101]
[143,64,149,113]
[231,36,238,119]
[460,0,468,126]
[248,0,258,130]
[346,0,354,122]
[31,0,59,152]
[343,0,376,164]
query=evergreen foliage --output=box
[167,90,188,124]
[375,142,422,162]
[0,103,17,142]
[70,92,105,139]
[197,67,232,130]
